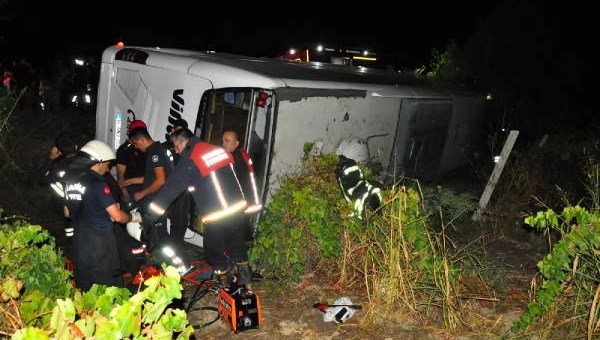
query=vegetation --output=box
[249,153,346,282]
[511,205,600,338]
[0,218,192,339]
[506,144,600,338]
[340,184,462,330]
[250,152,467,330]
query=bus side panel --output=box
[439,95,485,174]
[390,98,453,181]
[268,89,400,193]
[96,60,211,149]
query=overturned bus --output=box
[96,45,485,208]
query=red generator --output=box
[217,286,261,332]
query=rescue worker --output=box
[116,119,148,210]
[38,131,80,188]
[115,119,148,257]
[222,130,262,242]
[142,128,252,288]
[63,140,132,291]
[121,126,174,248]
[161,118,193,253]
[335,155,383,218]
[162,118,189,166]
[37,131,82,240]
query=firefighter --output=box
[141,128,252,288]
[335,155,383,218]
[37,132,82,240]
[38,131,80,188]
[63,140,132,291]
[222,130,262,242]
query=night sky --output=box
[0,1,591,73]
[2,1,499,68]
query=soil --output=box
[0,107,551,339]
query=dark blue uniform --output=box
[146,138,247,271]
[139,142,174,246]
[65,169,122,291]
[116,141,147,196]
[142,141,174,199]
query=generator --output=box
[217,285,261,332]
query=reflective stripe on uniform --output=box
[343,165,360,175]
[201,200,247,224]
[51,182,65,198]
[162,246,187,275]
[244,204,262,214]
[249,172,261,207]
[210,171,228,208]
[149,202,166,215]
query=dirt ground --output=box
[178,223,547,339]
[0,107,551,339]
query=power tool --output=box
[217,284,261,332]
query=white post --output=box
[472,130,519,221]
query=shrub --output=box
[249,153,347,282]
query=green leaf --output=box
[11,327,50,340]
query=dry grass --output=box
[338,185,465,333]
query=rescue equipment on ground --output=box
[315,296,359,323]
[217,284,261,332]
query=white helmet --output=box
[336,138,370,164]
[79,140,116,163]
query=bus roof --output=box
[103,46,448,97]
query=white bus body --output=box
[96,46,485,205]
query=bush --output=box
[512,206,600,337]
[1,217,192,338]
[249,153,348,282]
[0,220,73,330]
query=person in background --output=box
[163,118,189,164]
[222,130,262,243]
[37,131,81,241]
[63,140,131,291]
[38,131,79,187]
